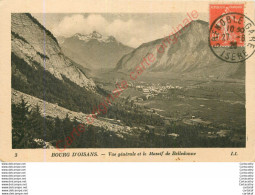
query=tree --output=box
[12,98,38,148]
[29,104,44,139]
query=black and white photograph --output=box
[11,11,246,150]
[1,1,255,195]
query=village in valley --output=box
[94,77,245,147]
[128,81,183,102]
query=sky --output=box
[33,13,207,48]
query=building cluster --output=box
[133,83,183,100]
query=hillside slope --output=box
[11,13,95,89]
[12,89,130,137]
[115,20,245,80]
[11,13,103,114]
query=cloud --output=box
[52,14,173,47]
[52,14,107,37]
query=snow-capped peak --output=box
[90,31,102,39]
[73,31,118,43]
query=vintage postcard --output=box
[0,0,255,162]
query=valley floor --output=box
[96,77,246,147]
[12,75,245,148]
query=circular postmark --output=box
[209,12,255,63]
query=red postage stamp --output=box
[210,4,244,47]
[209,4,255,63]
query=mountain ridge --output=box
[60,31,134,70]
[71,31,119,44]
[115,20,245,80]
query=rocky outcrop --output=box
[11,13,95,89]
[12,89,132,138]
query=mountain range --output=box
[60,31,133,70]
[115,20,245,80]
[11,14,245,112]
